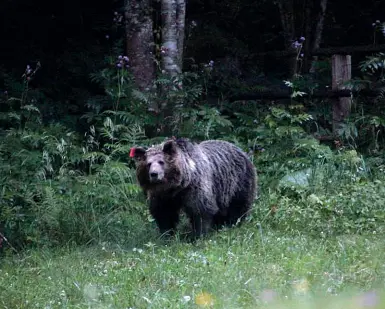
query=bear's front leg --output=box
[190,214,213,239]
[184,193,218,239]
[149,197,180,237]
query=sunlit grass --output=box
[1,223,384,308]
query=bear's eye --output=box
[147,162,151,167]
[158,161,164,165]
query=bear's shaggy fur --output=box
[131,138,257,239]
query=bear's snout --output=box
[150,172,159,180]
[148,164,165,183]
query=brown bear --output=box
[130,138,257,239]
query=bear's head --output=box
[131,140,183,189]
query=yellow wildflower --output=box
[293,279,309,294]
[195,292,214,307]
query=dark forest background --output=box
[1,0,385,128]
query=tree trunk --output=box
[303,0,313,72]
[309,0,328,74]
[161,0,185,76]
[276,0,297,77]
[124,0,155,91]
[312,0,328,51]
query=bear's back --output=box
[192,140,256,206]
[198,140,251,163]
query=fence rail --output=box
[229,89,380,102]
[250,44,385,58]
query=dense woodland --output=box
[1,0,385,251]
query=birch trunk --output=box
[161,0,185,76]
[157,0,186,135]
[124,0,155,90]
[176,0,186,71]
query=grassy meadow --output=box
[1,219,384,308]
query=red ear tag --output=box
[129,148,136,158]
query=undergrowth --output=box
[1,44,385,254]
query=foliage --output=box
[0,65,153,250]
[326,48,385,154]
[258,171,385,236]
[170,105,233,139]
[1,27,385,255]
[0,120,149,250]
[331,24,385,154]
[360,52,385,75]
[233,103,320,178]
[3,63,385,250]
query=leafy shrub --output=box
[0,121,151,251]
[0,72,152,251]
[223,103,384,236]
[170,105,233,139]
[336,46,385,154]
[258,178,385,236]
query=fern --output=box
[21,104,41,114]
[132,89,150,105]
[360,52,385,73]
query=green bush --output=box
[243,106,385,236]
[258,179,385,236]
[0,124,150,250]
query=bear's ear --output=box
[163,140,177,156]
[130,147,147,160]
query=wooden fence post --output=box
[331,54,352,134]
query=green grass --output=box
[1,222,384,309]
